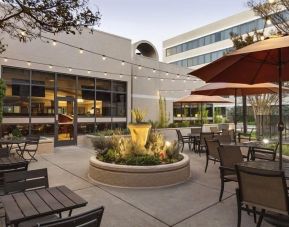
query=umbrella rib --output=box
[250,51,271,84]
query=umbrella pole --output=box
[235,89,237,141]
[201,103,203,126]
[278,48,284,170]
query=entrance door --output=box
[55,97,77,146]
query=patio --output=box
[4,141,272,227]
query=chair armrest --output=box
[219,166,235,172]
[252,147,275,154]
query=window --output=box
[95,91,111,117]
[77,77,95,117]
[57,74,76,98]
[112,93,126,117]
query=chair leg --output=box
[205,155,209,173]
[236,189,242,227]
[180,142,184,153]
[219,177,224,202]
[256,210,265,227]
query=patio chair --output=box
[3,168,48,194]
[37,206,105,227]
[196,132,214,155]
[190,128,202,151]
[204,139,220,173]
[210,126,219,134]
[176,129,192,152]
[251,143,279,161]
[222,129,236,142]
[16,135,40,162]
[235,165,289,227]
[238,128,254,143]
[214,134,232,144]
[217,145,244,201]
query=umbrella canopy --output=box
[190,35,289,169]
[175,95,232,104]
[190,36,289,83]
[191,83,289,96]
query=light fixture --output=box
[177,74,180,78]
[27,61,31,66]
[77,98,84,103]
[87,70,91,74]
[183,80,186,83]
[102,55,106,60]
[268,0,275,3]
[172,79,175,82]
[134,76,137,79]
[148,77,151,80]
[266,18,272,25]
[20,31,26,36]
[121,61,125,66]
[165,141,171,147]
[68,67,72,72]
[160,78,164,82]
[49,65,53,69]
[138,65,142,70]
[153,69,156,73]
[79,48,84,54]
[3,58,8,62]
[52,40,57,46]
[104,72,107,76]
[263,138,269,144]
[166,72,169,76]
[120,74,123,78]
[260,35,265,41]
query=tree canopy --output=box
[0,0,101,52]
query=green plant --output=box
[214,107,224,124]
[11,127,22,138]
[159,96,170,128]
[179,121,190,127]
[165,141,181,160]
[124,155,161,166]
[131,108,147,124]
[196,105,209,124]
[92,136,116,154]
[146,131,165,155]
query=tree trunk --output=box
[242,96,247,133]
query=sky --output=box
[90,0,248,60]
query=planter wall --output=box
[89,154,190,188]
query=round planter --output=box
[88,154,191,188]
[128,123,151,147]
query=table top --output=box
[0,156,27,166]
[221,141,261,148]
[0,138,27,144]
[238,161,289,177]
[187,133,201,137]
[1,185,87,225]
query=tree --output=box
[248,0,289,35]
[0,0,101,52]
[158,96,169,128]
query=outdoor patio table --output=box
[187,133,201,151]
[1,185,87,227]
[238,161,289,179]
[0,138,27,152]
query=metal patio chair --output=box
[204,139,220,173]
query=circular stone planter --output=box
[88,154,190,188]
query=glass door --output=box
[55,97,76,146]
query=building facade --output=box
[0,29,201,146]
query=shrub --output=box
[146,131,165,155]
[11,128,22,138]
[124,155,161,166]
[131,108,147,124]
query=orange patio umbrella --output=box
[175,95,232,124]
[190,35,289,168]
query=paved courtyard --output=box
[11,143,271,227]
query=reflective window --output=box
[112,93,126,117]
[78,77,95,116]
[57,74,76,98]
[95,91,111,117]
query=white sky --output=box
[90,0,248,60]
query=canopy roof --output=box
[191,82,289,96]
[175,95,232,104]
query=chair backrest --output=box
[0,147,9,158]
[215,134,232,144]
[222,129,235,141]
[37,206,105,227]
[210,127,219,133]
[205,139,220,160]
[191,127,202,134]
[24,135,40,150]
[176,129,182,141]
[218,146,243,175]
[236,165,289,215]
[272,143,280,160]
[200,132,214,145]
[4,168,48,194]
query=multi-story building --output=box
[0,29,202,146]
[163,10,270,69]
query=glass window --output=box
[182,43,188,52]
[198,55,205,65]
[112,93,126,117]
[95,122,111,131]
[95,91,111,117]
[31,71,55,116]
[2,124,29,137]
[204,53,211,63]
[204,36,211,45]
[78,123,95,134]
[112,122,126,130]
[57,74,76,98]
[188,41,194,50]
[176,45,182,53]
[198,37,204,47]
[31,124,54,135]
[77,77,95,117]
[215,32,221,42]
[187,58,193,67]
[192,57,198,66]
[112,81,126,93]
[96,79,111,91]
[192,40,198,49]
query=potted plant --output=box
[128,108,151,147]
